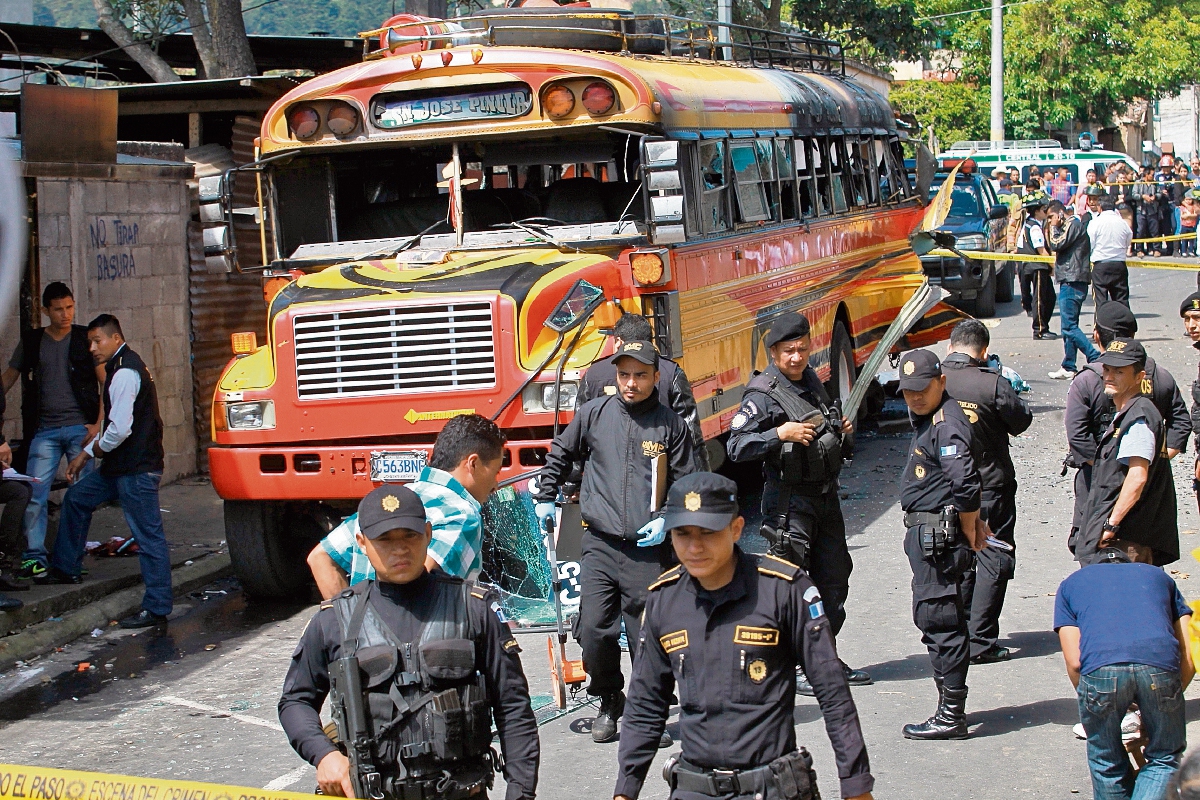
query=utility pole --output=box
[989,0,1004,145]
[718,0,732,62]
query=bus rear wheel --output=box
[225,500,317,600]
[827,320,857,445]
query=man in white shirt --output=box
[1088,196,1133,308]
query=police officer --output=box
[726,312,871,693]
[278,485,540,800]
[1017,190,1056,339]
[1181,291,1200,509]
[1076,339,1179,566]
[898,350,987,740]
[614,472,874,800]
[534,340,698,743]
[1064,302,1189,554]
[942,321,1032,665]
[579,313,708,469]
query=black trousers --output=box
[959,488,1016,657]
[1092,262,1130,308]
[577,529,669,697]
[0,479,31,558]
[1019,267,1056,334]
[761,482,853,637]
[1068,462,1093,555]
[904,525,972,692]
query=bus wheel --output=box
[225,500,315,600]
[972,266,997,318]
[827,321,857,445]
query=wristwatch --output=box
[1102,520,1120,535]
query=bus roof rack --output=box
[360,9,845,75]
[947,140,1063,152]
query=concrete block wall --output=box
[18,167,198,482]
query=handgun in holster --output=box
[329,654,386,800]
[918,507,958,559]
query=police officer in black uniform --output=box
[1181,291,1200,511]
[941,320,1032,665]
[534,340,698,744]
[726,312,871,693]
[579,313,708,469]
[278,485,540,800]
[1064,302,1189,554]
[897,350,987,740]
[615,472,875,800]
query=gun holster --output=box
[767,748,821,800]
[760,486,810,568]
[905,507,958,559]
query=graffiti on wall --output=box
[89,217,138,281]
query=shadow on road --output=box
[968,696,1079,737]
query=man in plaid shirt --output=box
[306,414,505,595]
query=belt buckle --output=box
[710,769,738,795]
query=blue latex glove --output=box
[636,517,666,547]
[534,501,556,531]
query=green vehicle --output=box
[940,139,1140,184]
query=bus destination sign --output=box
[373,86,533,129]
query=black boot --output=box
[591,691,625,743]
[903,684,968,740]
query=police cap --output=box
[1180,291,1200,317]
[1095,302,1138,336]
[764,312,811,348]
[610,340,658,368]
[1096,337,1147,370]
[358,484,427,539]
[661,472,739,532]
[898,349,942,391]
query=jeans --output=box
[22,424,92,565]
[1059,281,1100,371]
[0,480,31,557]
[1078,663,1186,800]
[50,470,172,616]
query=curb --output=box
[0,552,233,671]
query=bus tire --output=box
[996,262,1014,302]
[225,500,313,600]
[972,267,997,317]
[827,321,857,447]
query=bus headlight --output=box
[955,234,988,251]
[522,382,578,413]
[227,400,276,430]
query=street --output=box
[2,264,1200,799]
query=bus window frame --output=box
[775,137,798,222]
[697,139,731,235]
[729,139,772,224]
[811,138,833,216]
[827,137,849,214]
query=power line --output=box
[0,0,289,88]
[916,0,1048,22]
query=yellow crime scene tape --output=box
[1131,233,1196,244]
[0,763,318,800]
[926,248,1200,272]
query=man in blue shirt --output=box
[306,414,504,597]
[1055,540,1194,799]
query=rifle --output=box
[330,617,386,799]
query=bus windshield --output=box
[269,132,645,261]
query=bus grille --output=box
[293,303,496,399]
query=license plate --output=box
[369,450,427,483]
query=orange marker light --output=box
[231,331,258,356]
[411,53,423,69]
[631,252,665,285]
[288,106,320,139]
[326,103,358,136]
[582,81,616,116]
[542,85,575,119]
[441,50,453,66]
[471,47,484,64]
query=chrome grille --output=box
[293,303,496,399]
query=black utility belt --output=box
[383,763,492,800]
[904,512,949,527]
[668,759,775,796]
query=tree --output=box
[889,79,989,147]
[91,0,182,82]
[181,0,257,78]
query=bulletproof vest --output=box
[942,359,1014,489]
[747,369,842,487]
[332,582,493,789]
[1082,358,1172,447]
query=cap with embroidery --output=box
[1180,292,1200,318]
[661,472,739,532]
[610,339,658,367]
[1096,337,1147,369]
[1095,302,1137,335]
[898,349,941,391]
[764,312,812,348]
[357,484,427,539]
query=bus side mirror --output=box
[641,138,687,245]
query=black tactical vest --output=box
[942,358,1014,489]
[332,581,495,797]
[1081,358,1174,448]
[746,369,842,488]
[100,346,164,476]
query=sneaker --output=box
[1121,710,1141,743]
[15,560,45,581]
[33,567,82,585]
[1073,722,1087,740]
[971,644,1011,664]
[1048,367,1076,380]
[118,610,169,629]
[591,691,625,743]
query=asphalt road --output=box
[3,263,1200,799]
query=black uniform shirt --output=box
[942,353,1032,491]
[277,571,540,800]
[901,394,982,514]
[1066,358,1190,463]
[615,549,873,800]
[727,365,833,468]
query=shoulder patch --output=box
[470,588,488,600]
[319,601,334,610]
[648,565,684,591]
[731,412,749,430]
[502,638,522,653]
[758,554,800,581]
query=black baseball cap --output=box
[1096,337,1147,369]
[1180,291,1200,317]
[898,349,942,391]
[611,339,658,367]
[662,472,739,532]
[764,312,812,348]
[357,485,427,539]
[1095,302,1138,335]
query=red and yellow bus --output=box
[202,9,961,597]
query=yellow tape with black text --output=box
[926,249,1200,272]
[0,763,318,800]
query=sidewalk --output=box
[0,476,230,667]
